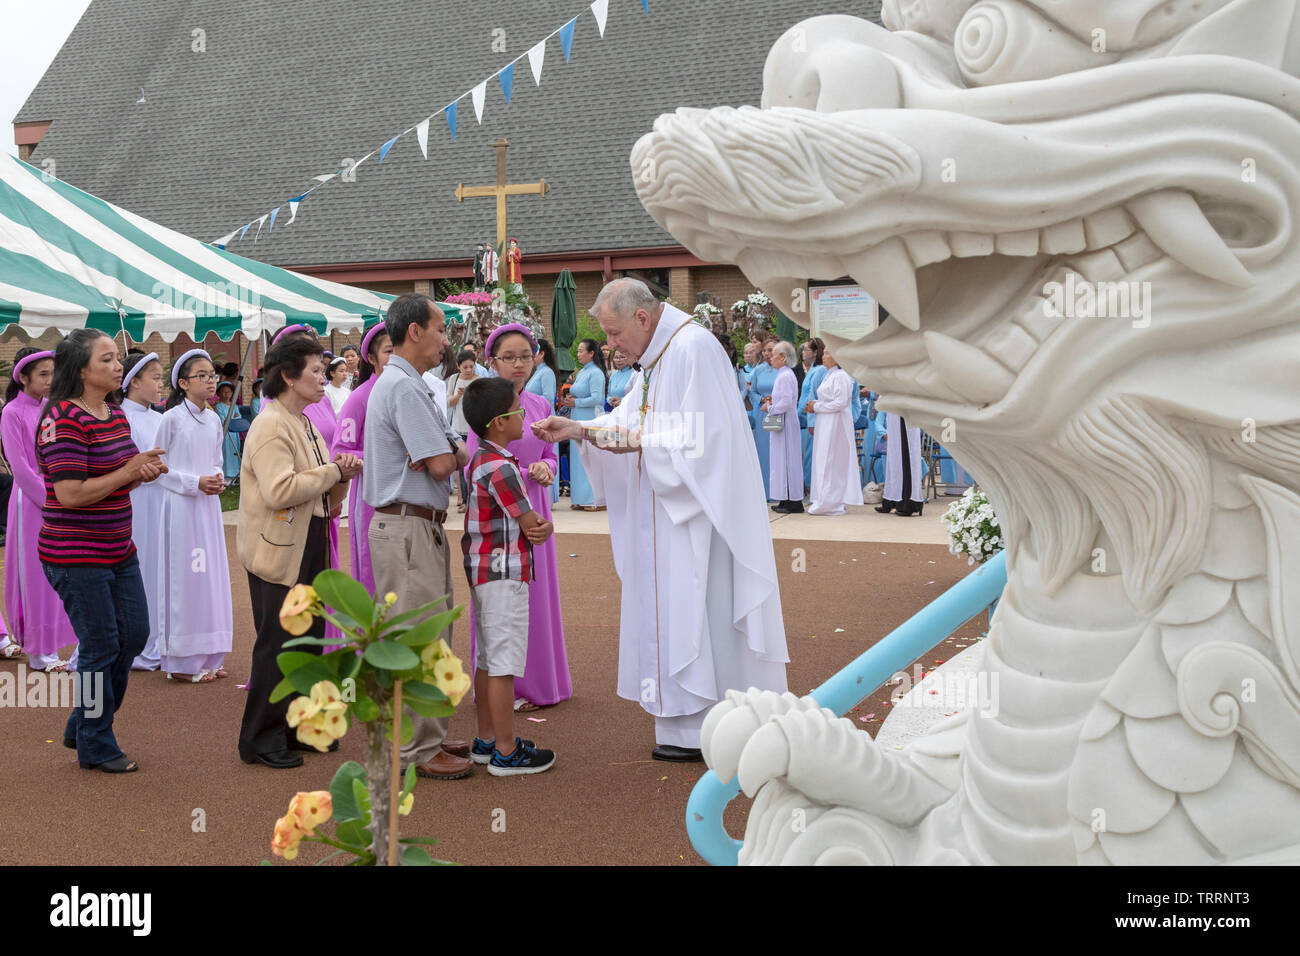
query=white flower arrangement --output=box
[731,299,749,314]
[941,486,1004,566]
[692,302,720,330]
[747,291,771,307]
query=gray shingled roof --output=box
[18,0,882,268]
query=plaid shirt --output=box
[462,440,534,585]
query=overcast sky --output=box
[2,0,94,156]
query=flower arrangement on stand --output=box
[266,571,469,866]
[691,302,722,330]
[730,290,777,338]
[941,486,1004,566]
[445,286,544,356]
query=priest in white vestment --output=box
[532,278,789,761]
[805,348,864,516]
[879,412,926,516]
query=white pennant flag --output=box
[416,118,430,159]
[528,40,546,86]
[253,214,269,241]
[591,0,609,36]
[287,200,301,225]
[312,172,338,184]
[472,81,487,123]
[213,231,237,248]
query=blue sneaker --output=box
[473,737,535,764]
[488,737,555,776]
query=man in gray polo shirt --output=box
[364,292,473,780]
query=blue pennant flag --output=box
[268,207,280,232]
[239,223,251,240]
[445,101,458,140]
[499,63,514,104]
[560,18,576,61]
[379,134,401,162]
[641,0,648,10]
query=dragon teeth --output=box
[949,231,996,257]
[1040,218,1088,255]
[1127,189,1253,287]
[995,230,1040,256]
[1083,207,1135,249]
[844,237,921,330]
[923,330,1015,404]
[901,230,952,268]
[1113,231,1164,271]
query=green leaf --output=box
[403,695,456,720]
[395,607,462,649]
[400,846,434,866]
[351,778,372,824]
[350,693,380,722]
[276,651,322,676]
[377,594,454,632]
[399,763,417,802]
[403,681,449,703]
[318,608,362,637]
[333,819,371,850]
[387,716,415,745]
[268,676,295,703]
[282,636,343,648]
[312,569,376,628]
[329,761,369,823]
[364,640,420,671]
[279,657,340,697]
[314,849,349,866]
[397,836,440,846]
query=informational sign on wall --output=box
[810,283,879,341]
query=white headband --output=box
[171,348,211,389]
[122,352,159,391]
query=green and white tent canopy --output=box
[0,153,462,342]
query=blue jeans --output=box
[43,552,149,765]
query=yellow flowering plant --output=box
[266,569,463,866]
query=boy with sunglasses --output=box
[461,378,556,775]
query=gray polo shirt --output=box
[362,355,455,510]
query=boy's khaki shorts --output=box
[472,579,529,677]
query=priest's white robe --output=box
[122,399,165,670]
[808,368,864,516]
[883,412,925,505]
[768,366,803,502]
[153,400,233,675]
[578,306,788,747]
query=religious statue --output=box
[632,0,1300,865]
[473,242,487,290]
[506,237,524,293]
[482,240,499,285]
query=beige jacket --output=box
[237,398,348,587]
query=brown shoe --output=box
[441,738,470,758]
[412,751,472,780]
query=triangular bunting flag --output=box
[641,0,648,11]
[268,207,280,232]
[239,223,251,240]
[528,40,546,86]
[254,214,269,241]
[472,81,487,123]
[560,18,576,61]
[499,63,514,104]
[287,195,305,225]
[312,172,338,184]
[379,134,401,162]
[214,231,236,249]
[591,0,609,36]
[417,118,430,158]
[445,101,458,140]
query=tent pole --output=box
[221,330,256,441]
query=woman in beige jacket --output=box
[237,333,362,769]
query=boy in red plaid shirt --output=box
[461,378,557,775]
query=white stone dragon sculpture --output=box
[630,0,1300,864]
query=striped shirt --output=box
[461,441,533,585]
[36,400,138,567]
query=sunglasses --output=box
[489,407,526,428]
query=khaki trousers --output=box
[368,511,454,768]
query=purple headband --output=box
[484,323,537,359]
[12,350,54,384]
[360,322,386,359]
[171,348,210,388]
[122,351,160,391]
[271,323,313,347]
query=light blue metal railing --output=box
[685,550,1008,865]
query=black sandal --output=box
[80,755,139,773]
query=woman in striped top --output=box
[36,329,169,774]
